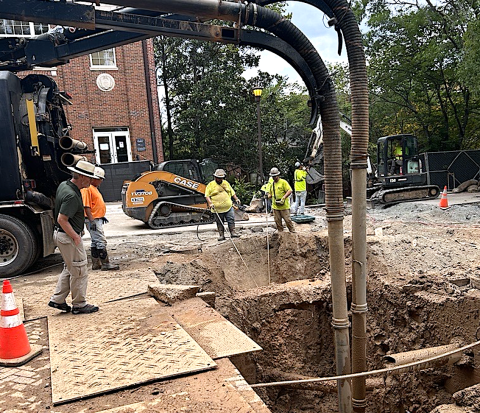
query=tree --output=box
[154,36,311,183]
[359,0,480,151]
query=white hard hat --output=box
[269,167,280,177]
[213,169,226,178]
[295,162,301,168]
[94,166,105,180]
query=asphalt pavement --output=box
[87,203,274,240]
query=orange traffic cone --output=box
[439,186,449,209]
[0,280,42,366]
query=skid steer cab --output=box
[121,159,220,229]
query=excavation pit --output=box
[153,232,480,413]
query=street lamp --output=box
[253,87,263,184]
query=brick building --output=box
[53,39,164,166]
[0,19,163,166]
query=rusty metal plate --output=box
[173,297,262,359]
[48,297,216,405]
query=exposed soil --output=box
[3,200,480,412]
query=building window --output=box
[93,128,132,164]
[0,20,49,37]
[90,49,117,70]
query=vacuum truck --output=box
[0,71,90,277]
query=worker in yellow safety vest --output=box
[291,162,308,215]
[390,141,403,175]
[267,167,295,233]
[205,168,241,241]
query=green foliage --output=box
[231,177,256,204]
[154,36,311,182]
[362,0,480,152]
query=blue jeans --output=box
[214,207,235,230]
[291,191,307,214]
[86,218,107,250]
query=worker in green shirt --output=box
[267,167,295,233]
[291,161,308,215]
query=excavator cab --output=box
[156,158,218,184]
[371,134,440,204]
[377,134,421,182]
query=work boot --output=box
[228,225,240,238]
[99,249,119,271]
[217,228,226,241]
[91,247,102,270]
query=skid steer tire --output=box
[0,214,38,277]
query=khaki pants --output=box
[273,209,296,233]
[50,230,89,307]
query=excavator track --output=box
[147,201,215,229]
[370,185,440,206]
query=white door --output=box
[93,129,132,164]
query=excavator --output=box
[122,158,248,229]
[305,115,440,206]
[369,133,440,204]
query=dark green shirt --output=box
[55,180,85,234]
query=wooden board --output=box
[48,297,216,405]
[173,297,262,359]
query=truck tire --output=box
[0,214,38,277]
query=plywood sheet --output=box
[48,297,215,405]
[173,297,262,359]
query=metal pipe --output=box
[97,0,243,21]
[351,168,367,412]
[141,39,159,164]
[255,95,264,183]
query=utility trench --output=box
[154,230,480,413]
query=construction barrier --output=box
[0,280,42,366]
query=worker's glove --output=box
[90,222,97,231]
[235,199,242,206]
[276,199,285,206]
[102,217,109,224]
[209,205,216,213]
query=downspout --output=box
[142,39,159,163]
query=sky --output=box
[242,1,350,85]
